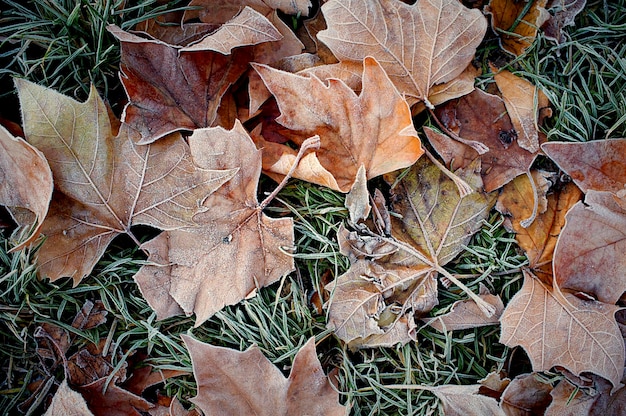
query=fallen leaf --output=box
[252,57,423,192]
[500,373,554,416]
[345,165,371,223]
[15,79,236,285]
[429,88,542,192]
[425,284,504,332]
[327,158,495,347]
[541,0,587,44]
[71,300,108,331]
[552,190,626,304]
[493,68,552,153]
[44,380,94,416]
[317,0,487,108]
[134,121,295,326]
[108,7,282,144]
[486,0,551,56]
[428,384,506,416]
[181,335,346,415]
[545,379,596,416]
[499,269,624,390]
[0,124,53,250]
[76,378,154,416]
[542,139,626,194]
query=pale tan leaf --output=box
[345,164,371,223]
[0,124,53,250]
[500,270,624,389]
[429,384,506,416]
[44,380,94,416]
[317,0,487,107]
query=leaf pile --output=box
[2,0,625,414]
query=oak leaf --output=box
[317,0,487,108]
[181,335,346,416]
[15,79,236,285]
[108,7,282,144]
[499,269,624,390]
[252,57,423,192]
[134,121,295,326]
[0,124,53,250]
[327,157,496,347]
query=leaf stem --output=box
[437,267,496,317]
[423,148,473,198]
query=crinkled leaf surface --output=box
[108,7,281,144]
[541,0,587,44]
[500,269,624,390]
[327,157,495,347]
[16,79,235,285]
[252,57,423,192]
[0,124,53,250]
[134,122,294,326]
[317,0,487,107]
[182,336,345,416]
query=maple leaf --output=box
[428,87,543,192]
[327,157,496,347]
[251,56,423,192]
[134,121,295,326]
[15,79,236,285]
[108,6,282,144]
[181,335,346,415]
[316,0,486,108]
[0,124,53,251]
[486,0,551,56]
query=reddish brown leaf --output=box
[499,269,624,389]
[317,0,487,108]
[71,300,107,331]
[134,122,294,326]
[252,57,423,192]
[76,378,154,416]
[181,336,346,415]
[16,79,235,285]
[545,379,597,416]
[0,124,53,250]
[500,373,554,416]
[541,0,587,44]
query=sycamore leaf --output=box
[542,139,626,194]
[0,124,53,251]
[252,57,423,192]
[108,7,282,144]
[552,191,626,304]
[317,0,487,108]
[327,157,495,347]
[181,336,346,416]
[428,88,542,192]
[44,380,94,416]
[541,0,587,44]
[15,79,236,285]
[493,69,552,153]
[500,269,624,390]
[486,0,551,56]
[134,121,294,326]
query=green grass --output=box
[1,0,625,414]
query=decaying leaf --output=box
[134,121,295,326]
[500,373,554,416]
[493,68,552,153]
[429,88,542,192]
[15,79,236,285]
[541,0,587,44]
[0,124,53,250]
[317,0,487,108]
[181,335,346,415]
[108,7,282,144]
[486,0,551,56]
[500,269,624,390]
[326,157,496,347]
[44,380,94,416]
[545,379,597,416]
[252,57,423,192]
[428,384,506,416]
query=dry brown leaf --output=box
[500,373,554,416]
[428,384,506,416]
[542,139,626,194]
[0,124,53,251]
[499,269,624,390]
[108,8,282,144]
[44,380,94,416]
[71,300,107,331]
[317,0,486,108]
[425,284,504,332]
[552,190,626,304]
[134,121,294,326]
[15,79,236,285]
[545,379,597,416]
[429,88,542,192]
[327,157,496,347]
[76,378,154,416]
[486,0,551,56]
[252,57,423,192]
[181,335,346,416]
[493,69,552,153]
[541,0,587,44]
